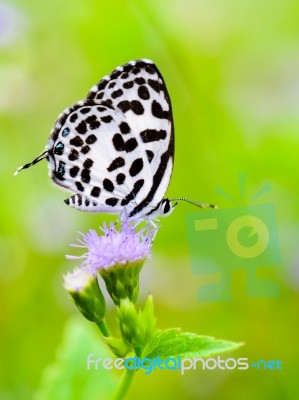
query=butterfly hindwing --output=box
[48,103,149,213]
[47,59,174,219]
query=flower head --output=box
[63,267,106,324]
[67,219,155,272]
[66,219,157,304]
[63,267,95,292]
[117,295,156,352]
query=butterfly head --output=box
[160,198,177,216]
[147,198,177,219]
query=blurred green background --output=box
[1,0,299,399]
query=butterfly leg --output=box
[143,218,160,241]
[120,207,130,222]
[147,218,160,229]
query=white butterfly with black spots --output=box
[15,59,215,221]
[16,59,176,220]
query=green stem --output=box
[112,368,135,400]
[96,318,111,337]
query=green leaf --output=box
[145,328,243,359]
[34,316,118,400]
[142,332,162,358]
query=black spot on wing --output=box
[129,158,143,177]
[117,100,144,115]
[86,134,97,144]
[101,115,113,123]
[70,113,78,123]
[110,70,122,80]
[116,173,125,185]
[77,195,82,206]
[132,67,140,75]
[125,138,138,152]
[55,161,65,180]
[69,166,79,177]
[148,79,161,93]
[123,63,132,73]
[81,169,91,183]
[112,134,138,153]
[123,81,134,89]
[53,171,64,181]
[145,65,155,74]
[70,136,84,147]
[112,134,125,151]
[80,107,91,114]
[107,157,125,172]
[81,145,90,154]
[131,100,144,115]
[138,86,150,100]
[119,122,130,134]
[76,120,88,134]
[96,92,104,100]
[91,186,101,198]
[111,89,123,99]
[68,149,79,161]
[151,100,168,119]
[103,178,114,192]
[83,158,93,169]
[54,142,64,155]
[106,198,119,207]
[76,181,84,192]
[140,129,167,143]
[146,150,154,163]
[96,80,107,91]
[86,115,101,130]
[117,101,131,113]
[135,77,145,85]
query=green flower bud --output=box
[63,268,106,325]
[104,336,131,358]
[100,259,144,306]
[117,296,156,354]
[140,295,156,345]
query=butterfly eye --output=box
[162,200,171,214]
[62,127,70,137]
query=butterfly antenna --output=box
[169,197,217,209]
[14,150,48,176]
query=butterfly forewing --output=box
[47,59,174,219]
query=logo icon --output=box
[186,175,281,301]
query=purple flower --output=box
[67,219,156,273]
[66,219,156,305]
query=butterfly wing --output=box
[87,59,174,218]
[47,59,174,219]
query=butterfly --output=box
[15,59,214,221]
